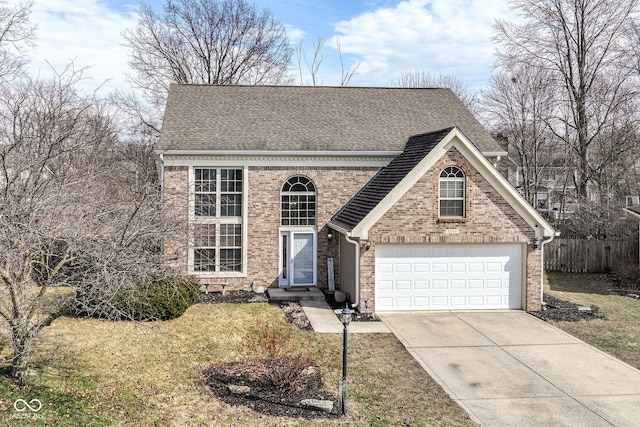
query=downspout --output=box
[539,231,560,306]
[343,233,360,309]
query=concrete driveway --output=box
[379,311,640,427]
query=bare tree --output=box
[493,0,640,199]
[480,65,558,206]
[392,68,478,112]
[0,64,180,386]
[0,0,35,81]
[295,34,326,86]
[123,0,293,108]
[294,34,361,86]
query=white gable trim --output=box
[351,127,555,240]
[623,208,640,222]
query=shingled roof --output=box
[331,128,453,231]
[158,85,503,154]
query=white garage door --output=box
[375,244,523,311]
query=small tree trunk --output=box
[10,328,28,387]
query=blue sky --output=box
[26,0,514,95]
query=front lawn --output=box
[0,302,475,426]
[545,271,640,369]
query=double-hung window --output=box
[192,168,244,274]
[439,166,465,217]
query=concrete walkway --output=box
[379,311,640,427]
[299,300,389,333]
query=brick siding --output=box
[162,151,544,311]
[365,148,543,311]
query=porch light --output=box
[334,304,354,415]
[364,239,372,251]
[327,230,333,241]
[533,237,542,249]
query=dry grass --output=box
[0,302,476,426]
[545,272,640,369]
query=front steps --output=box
[266,287,326,302]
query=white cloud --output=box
[28,0,138,95]
[330,0,510,89]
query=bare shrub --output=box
[242,320,295,360]
[612,257,640,290]
[266,355,317,392]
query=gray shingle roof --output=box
[331,128,453,231]
[158,85,502,153]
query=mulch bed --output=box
[323,291,380,322]
[529,294,606,322]
[201,359,342,419]
[197,291,342,419]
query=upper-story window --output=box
[195,168,242,217]
[439,166,465,217]
[192,168,244,274]
[281,176,316,226]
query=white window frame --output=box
[439,166,465,218]
[188,166,248,277]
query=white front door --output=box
[279,230,317,287]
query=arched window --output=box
[439,166,465,217]
[281,176,316,226]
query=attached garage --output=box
[375,243,523,311]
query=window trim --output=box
[439,166,466,218]
[281,175,317,226]
[188,166,248,277]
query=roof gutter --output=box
[158,149,402,157]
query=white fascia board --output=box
[159,149,401,157]
[623,208,640,221]
[451,130,556,239]
[327,222,355,237]
[482,151,508,157]
[160,150,399,168]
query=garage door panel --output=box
[486,279,502,288]
[377,280,393,290]
[469,279,483,289]
[375,244,522,311]
[414,263,429,273]
[396,280,411,290]
[414,280,430,289]
[377,262,393,273]
[451,279,465,289]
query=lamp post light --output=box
[335,304,353,415]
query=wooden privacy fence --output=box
[544,238,638,273]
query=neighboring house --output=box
[496,135,576,220]
[158,85,555,312]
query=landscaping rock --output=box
[301,366,318,377]
[227,384,251,395]
[300,399,334,413]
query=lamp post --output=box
[335,304,353,415]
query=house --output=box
[158,85,555,312]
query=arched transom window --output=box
[281,176,316,226]
[439,166,465,217]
